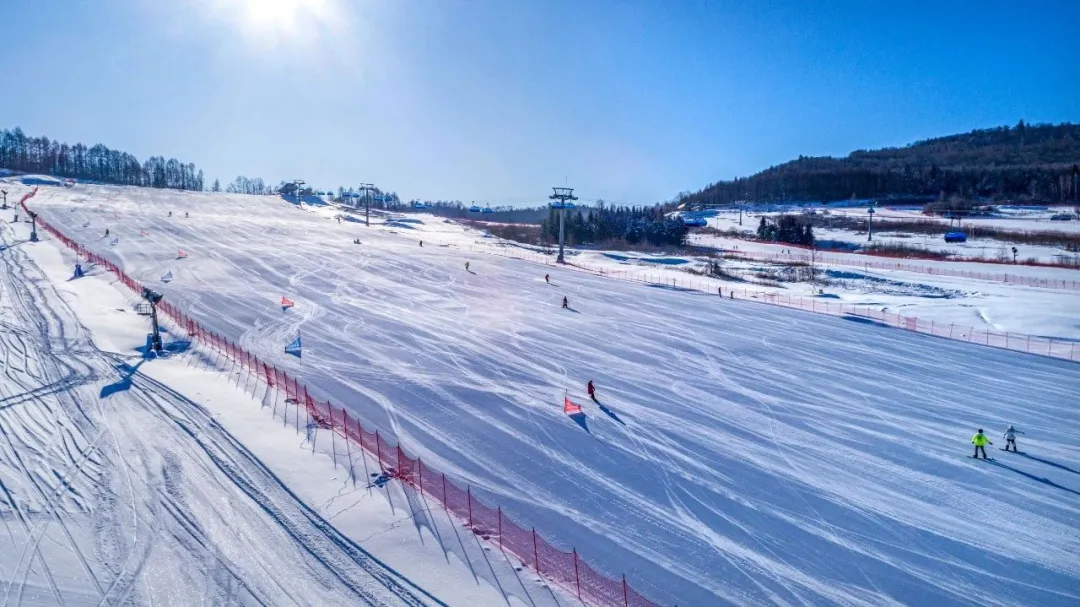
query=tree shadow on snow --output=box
[1018,453,1080,476]
[568,412,590,434]
[595,400,625,425]
[989,460,1080,497]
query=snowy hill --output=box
[0,184,572,606]
[8,180,1080,606]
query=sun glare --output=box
[206,0,342,46]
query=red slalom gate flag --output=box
[563,396,582,415]
[281,296,295,308]
[177,249,188,259]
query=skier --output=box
[562,296,569,309]
[105,228,109,237]
[419,240,423,247]
[1002,424,1025,452]
[185,211,189,218]
[971,428,992,459]
[587,380,596,402]
[545,273,550,284]
[465,261,470,271]
[168,211,172,217]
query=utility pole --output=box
[867,205,875,242]
[550,187,578,263]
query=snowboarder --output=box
[465,261,470,271]
[562,296,569,309]
[972,429,992,459]
[1003,424,1025,452]
[105,228,109,237]
[545,273,550,284]
[587,380,596,402]
[419,240,423,247]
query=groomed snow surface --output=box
[1,186,572,606]
[8,180,1080,606]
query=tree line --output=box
[540,205,688,247]
[681,122,1080,207]
[1,127,205,190]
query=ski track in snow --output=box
[0,207,440,605]
[16,183,1080,607]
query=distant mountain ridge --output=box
[685,122,1080,206]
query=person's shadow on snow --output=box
[595,400,625,425]
[1018,453,1080,476]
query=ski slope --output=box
[1,185,571,606]
[23,182,1080,606]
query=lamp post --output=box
[142,287,164,352]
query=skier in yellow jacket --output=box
[972,429,992,459]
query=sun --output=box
[205,0,342,46]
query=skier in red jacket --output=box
[587,380,596,402]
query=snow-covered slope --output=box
[0,189,571,606]
[19,182,1080,606]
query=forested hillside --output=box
[1,127,205,190]
[684,122,1080,206]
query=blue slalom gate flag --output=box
[285,335,302,358]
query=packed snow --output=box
[12,180,1080,606]
[0,183,572,606]
[698,207,1080,265]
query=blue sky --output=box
[2,0,1077,205]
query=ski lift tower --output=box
[550,187,578,263]
[360,183,374,226]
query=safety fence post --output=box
[467,486,473,528]
[375,430,383,471]
[533,528,540,574]
[342,408,353,485]
[573,548,581,600]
